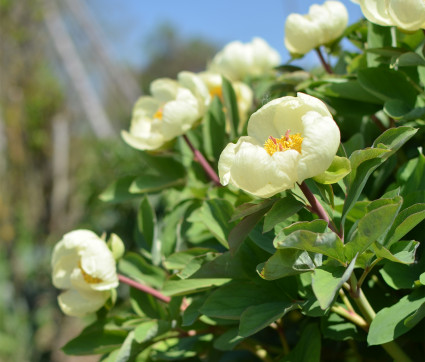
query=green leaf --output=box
[182,295,209,327]
[118,252,167,289]
[404,301,425,328]
[341,148,390,226]
[313,156,351,185]
[129,155,186,194]
[316,79,382,104]
[372,126,418,159]
[281,324,321,362]
[395,52,425,67]
[230,199,275,222]
[164,248,214,270]
[263,195,304,232]
[130,288,166,319]
[228,207,269,255]
[275,230,346,264]
[137,196,156,250]
[213,328,244,351]
[99,175,138,203]
[162,278,231,296]
[358,67,418,106]
[202,96,226,162]
[62,322,127,355]
[373,240,419,264]
[368,288,425,345]
[258,249,316,280]
[312,256,357,310]
[187,199,234,248]
[384,99,414,119]
[321,312,360,341]
[134,320,171,343]
[200,281,287,319]
[221,76,240,138]
[385,203,425,247]
[114,331,136,362]
[345,199,402,261]
[366,23,392,67]
[239,301,298,337]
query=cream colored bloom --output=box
[208,37,281,81]
[51,230,119,317]
[218,93,340,198]
[199,71,253,124]
[122,71,210,151]
[352,0,425,31]
[284,1,348,55]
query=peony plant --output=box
[53,2,425,361]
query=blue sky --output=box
[89,0,363,69]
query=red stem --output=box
[118,274,171,303]
[315,47,333,74]
[298,181,340,236]
[183,135,221,186]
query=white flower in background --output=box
[199,71,253,123]
[352,0,425,31]
[122,71,210,151]
[51,230,119,317]
[284,1,348,55]
[208,37,281,81]
[218,93,340,198]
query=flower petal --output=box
[57,289,109,317]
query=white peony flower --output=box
[122,71,210,151]
[208,37,281,82]
[352,0,425,31]
[199,71,253,124]
[51,230,119,317]
[218,93,340,198]
[284,1,348,55]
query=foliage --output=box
[60,9,425,362]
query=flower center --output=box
[153,108,163,120]
[264,130,303,156]
[209,86,223,101]
[79,261,103,284]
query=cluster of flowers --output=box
[51,0,425,318]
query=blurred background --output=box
[0,0,362,361]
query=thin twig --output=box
[183,135,221,186]
[315,47,333,74]
[118,274,171,303]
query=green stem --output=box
[339,289,354,312]
[351,285,413,362]
[331,305,368,332]
[357,257,382,290]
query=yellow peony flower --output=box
[208,37,281,82]
[284,1,348,55]
[122,71,210,151]
[51,230,119,317]
[218,93,340,198]
[352,0,425,31]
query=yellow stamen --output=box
[209,86,223,101]
[79,261,103,284]
[264,132,303,156]
[153,108,163,120]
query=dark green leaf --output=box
[281,324,321,362]
[129,155,186,194]
[62,322,127,355]
[345,199,402,261]
[99,175,138,203]
[263,195,304,232]
[137,196,156,250]
[202,96,226,162]
[221,76,240,138]
[368,289,425,345]
[213,328,244,351]
[358,68,418,106]
[162,278,230,296]
[312,255,357,310]
[258,249,316,280]
[134,320,171,343]
[118,252,167,289]
[239,301,298,337]
[404,301,425,328]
